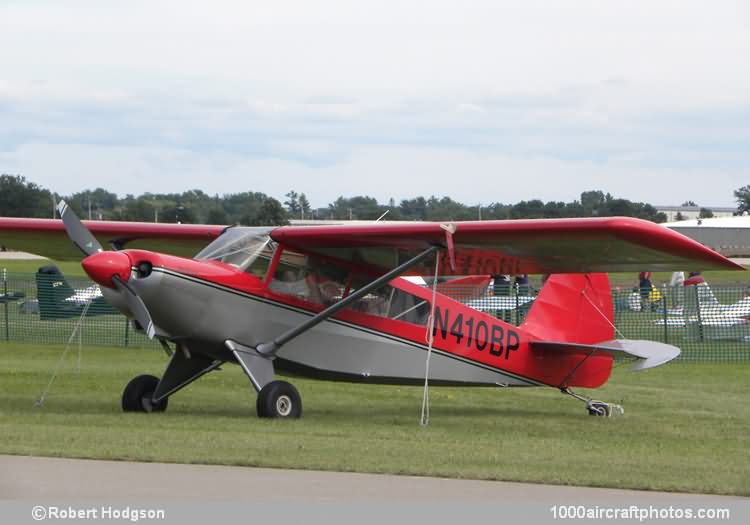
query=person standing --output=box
[684,271,705,286]
[669,271,685,308]
[638,271,652,311]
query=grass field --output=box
[0,258,85,276]
[1,342,748,496]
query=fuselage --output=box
[96,237,613,389]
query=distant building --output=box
[664,215,750,258]
[656,205,736,222]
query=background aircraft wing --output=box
[0,218,226,259]
[271,217,743,275]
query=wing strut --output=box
[256,245,441,356]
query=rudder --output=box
[521,273,614,344]
[519,273,615,388]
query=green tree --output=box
[483,202,511,220]
[298,193,311,220]
[399,197,427,220]
[424,196,474,221]
[206,207,229,224]
[67,188,119,219]
[243,197,288,226]
[510,199,545,219]
[284,191,300,216]
[161,204,195,224]
[0,175,55,218]
[581,190,606,214]
[115,196,157,222]
[698,207,714,219]
[734,185,750,214]
[328,196,384,220]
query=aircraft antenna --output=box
[582,288,626,339]
[375,210,389,222]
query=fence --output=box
[1,270,156,349]
[1,270,749,362]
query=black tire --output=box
[587,402,610,417]
[122,374,168,413]
[256,381,302,419]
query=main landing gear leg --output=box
[561,387,624,417]
[122,342,223,413]
[225,340,302,419]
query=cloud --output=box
[0,1,749,208]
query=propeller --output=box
[56,201,103,256]
[111,276,156,339]
[57,200,157,339]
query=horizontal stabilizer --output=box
[531,339,681,371]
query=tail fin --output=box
[36,265,79,320]
[520,273,680,389]
[684,282,720,316]
[522,273,614,344]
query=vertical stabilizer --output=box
[521,273,614,344]
[36,265,77,320]
[516,273,616,389]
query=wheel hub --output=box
[141,393,155,413]
[276,395,292,417]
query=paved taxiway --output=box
[0,454,741,503]
[2,454,746,525]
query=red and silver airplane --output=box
[0,203,742,418]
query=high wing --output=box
[0,215,742,273]
[0,218,227,259]
[270,217,743,275]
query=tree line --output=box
[2,174,749,226]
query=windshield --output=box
[194,227,276,275]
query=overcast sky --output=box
[1,0,748,208]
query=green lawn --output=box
[1,342,748,496]
[0,258,87,276]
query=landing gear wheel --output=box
[586,401,612,417]
[256,381,302,419]
[122,374,168,413]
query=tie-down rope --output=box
[34,298,92,407]
[420,254,441,427]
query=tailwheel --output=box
[562,387,623,417]
[256,380,302,419]
[587,401,612,417]
[122,374,168,413]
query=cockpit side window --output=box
[269,249,347,306]
[268,248,429,326]
[346,275,430,326]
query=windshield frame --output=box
[194,226,276,274]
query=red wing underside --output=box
[271,217,742,275]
